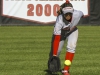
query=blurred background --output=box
[0,0,100,26]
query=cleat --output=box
[62,70,70,75]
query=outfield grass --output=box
[0,26,100,75]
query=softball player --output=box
[48,1,84,75]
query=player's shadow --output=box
[44,69,59,75]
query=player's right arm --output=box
[52,15,63,56]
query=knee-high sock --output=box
[64,52,74,71]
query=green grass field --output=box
[0,26,100,75]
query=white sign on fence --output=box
[2,0,89,24]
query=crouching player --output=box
[48,1,84,75]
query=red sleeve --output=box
[53,35,61,55]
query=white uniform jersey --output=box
[54,10,83,35]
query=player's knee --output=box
[67,48,75,53]
[67,45,76,53]
[67,46,76,53]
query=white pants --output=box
[57,29,78,56]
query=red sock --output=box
[64,52,74,71]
